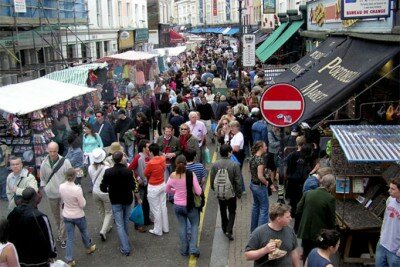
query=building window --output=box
[127,3,130,18]
[108,0,113,27]
[81,44,88,63]
[142,5,146,24]
[135,4,138,25]
[96,0,102,27]
[67,44,75,59]
[96,42,101,59]
[104,41,109,54]
[118,1,122,26]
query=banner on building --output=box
[263,0,275,14]
[242,34,256,67]
[118,30,135,51]
[14,0,26,13]
[341,0,390,19]
[226,0,231,20]
[199,0,204,23]
[213,0,218,16]
[147,0,159,30]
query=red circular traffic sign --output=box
[260,83,305,127]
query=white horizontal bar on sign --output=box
[263,101,302,110]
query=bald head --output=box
[48,141,59,161]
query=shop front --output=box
[134,28,150,51]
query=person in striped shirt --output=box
[184,149,207,188]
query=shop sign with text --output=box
[341,0,390,19]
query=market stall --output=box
[330,125,400,265]
[0,77,96,176]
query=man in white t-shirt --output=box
[229,120,244,166]
[375,177,400,266]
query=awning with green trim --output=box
[255,23,288,60]
[257,21,303,63]
[44,63,107,87]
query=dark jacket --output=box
[93,120,117,147]
[100,163,137,205]
[297,187,336,241]
[210,157,242,198]
[7,204,57,266]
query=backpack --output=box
[214,168,235,200]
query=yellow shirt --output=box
[117,97,128,109]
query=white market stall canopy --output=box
[331,125,400,162]
[0,78,96,115]
[44,63,107,87]
[154,46,187,57]
[96,50,158,63]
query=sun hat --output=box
[109,142,124,154]
[92,148,106,163]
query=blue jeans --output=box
[112,204,131,254]
[0,167,9,200]
[63,217,92,262]
[174,205,200,256]
[250,182,269,232]
[376,243,400,267]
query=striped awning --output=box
[331,125,400,162]
[45,63,107,87]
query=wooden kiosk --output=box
[330,125,400,265]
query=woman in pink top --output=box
[59,168,96,266]
[166,155,202,257]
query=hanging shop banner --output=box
[118,30,135,50]
[14,0,27,13]
[213,0,218,16]
[199,0,204,23]
[341,0,390,19]
[307,0,393,33]
[147,0,159,30]
[226,0,231,21]
[263,0,276,14]
[135,28,149,43]
[279,37,400,122]
[242,34,256,67]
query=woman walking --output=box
[59,168,96,266]
[249,141,270,232]
[166,155,202,257]
[178,124,200,162]
[82,124,103,166]
[88,148,113,242]
[305,229,340,267]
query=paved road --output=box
[0,147,220,267]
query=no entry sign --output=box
[260,83,305,127]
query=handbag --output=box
[129,204,144,225]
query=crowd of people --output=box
[0,36,399,267]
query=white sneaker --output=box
[149,229,162,236]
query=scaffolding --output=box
[0,0,91,86]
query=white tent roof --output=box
[0,78,96,115]
[154,46,187,57]
[96,50,158,62]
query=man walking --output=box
[40,141,72,249]
[244,203,300,267]
[6,156,38,210]
[210,144,242,241]
[375,177,400,267]
[186,112,207,163]
[8,187,57,266]
[93,110,117,150]
[100,151,139,256]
